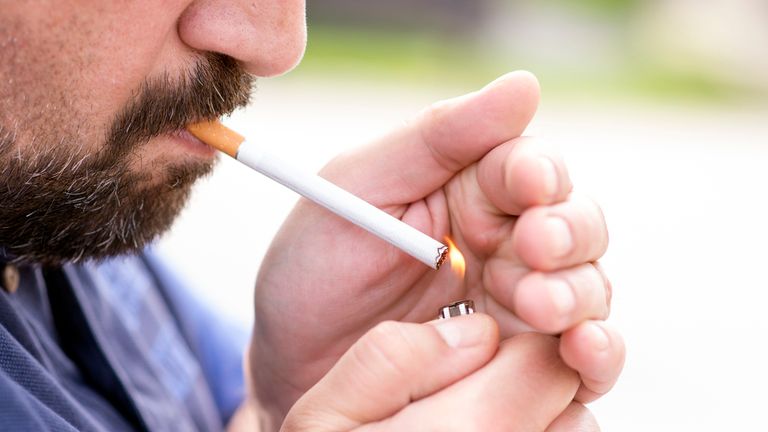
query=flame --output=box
[444,237,466,280]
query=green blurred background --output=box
[295,0,767,104]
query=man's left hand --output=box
[248,72,625,421]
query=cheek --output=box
[0,2,187,154]
[0,25,96,153]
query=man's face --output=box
[0,0,307,263]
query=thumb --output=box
[281,314,499,432]
[321,71,540,207]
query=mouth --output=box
[167,128,217,158]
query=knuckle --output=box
[417,101,465,172]
[567,194,608,258]
[354,321,420,378]
[570,193,606,227]
[593,261,613,312]
[281,393,348,432]
[508,333,577,380]
[280,406,330,432]
[585,196,608,239]
[570,264,610,319]
[511,331,558,351]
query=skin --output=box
[0,0,305,176]
[250,72,626,429]
[0,1,625,431]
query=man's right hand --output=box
[280,314,598,432]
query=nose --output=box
[178,0,306,77]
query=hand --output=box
[249,72,625,421]
[281,316,597,432]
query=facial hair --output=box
[0,53,254,264]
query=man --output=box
[0,1,625,431]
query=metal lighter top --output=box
[438,299,475,319]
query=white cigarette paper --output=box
[187,121,448,269]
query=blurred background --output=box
[158,1,768,430]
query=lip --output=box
[167,128,217,158]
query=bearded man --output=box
[0,1,624,431]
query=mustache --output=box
[107,53,254,154]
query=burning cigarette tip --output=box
[435,246,449,269]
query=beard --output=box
[0,53,254,265]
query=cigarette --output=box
[187,120,449,269]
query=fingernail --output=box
[545,217,573,257]
[547,279,575,319]
[431,317,487,349]
[588,323,611,352]
[538,157,559,200]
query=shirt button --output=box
[3,264,20,294]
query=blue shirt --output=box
[0,248,249,431]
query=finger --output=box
[321,71,540,206]
[545,402,600,432]
[361,333,579,432]
[512,194,609,271]
[282,315,499,431]
[476,137,573,216]
[560,321,626,403]
[511,263,610,334]
[594,261,613,311]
